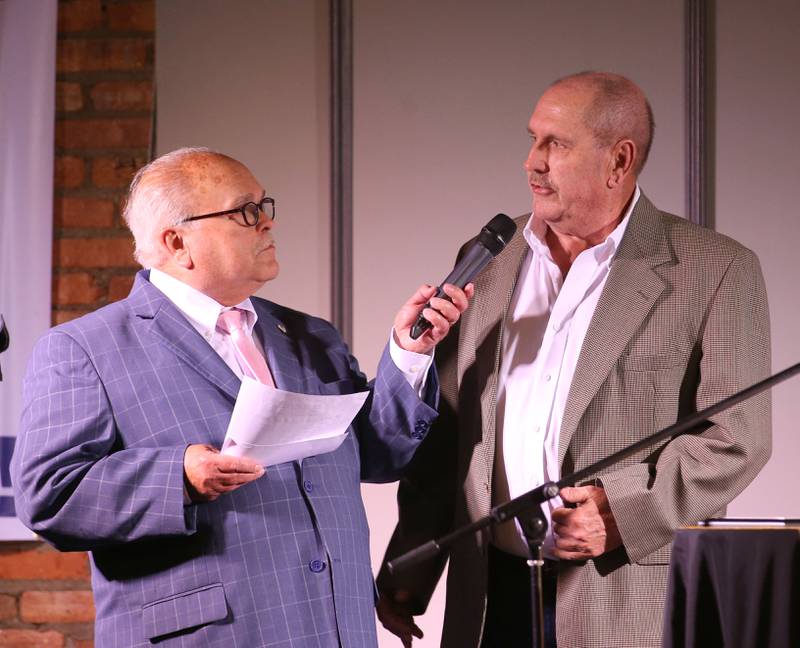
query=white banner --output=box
[0,0,57,539]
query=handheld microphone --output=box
[409,214,517,340]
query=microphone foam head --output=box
[478,213,517,255]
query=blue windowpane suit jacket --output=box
[12,270,438,647]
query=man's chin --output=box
[532,207,561,225]
[259,261,280,283]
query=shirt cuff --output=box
[389,328,434,397]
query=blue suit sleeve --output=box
[11,330,196,551]
[355,344,439,483]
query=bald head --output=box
[549,71,654,175]
[122,147,244,267]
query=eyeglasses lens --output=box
[242,203,260,226]
[261,199,275,222]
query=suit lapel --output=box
[558,196,675,464]
[461,216,531,481]
[251,301,303,392]
[127,271,241,400]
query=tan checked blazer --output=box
[378,195,772,648]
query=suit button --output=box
[412,419,429,439]
[309,559,326,573]
[303,479,314,493]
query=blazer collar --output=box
[129,272,309,396]
[558,194,676,463]
[126,270,241,399]
[461,215,531,486]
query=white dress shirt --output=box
[492,187,639,557]
[148,268,432,393]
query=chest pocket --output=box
[617,351,682,372]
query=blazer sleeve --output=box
[351,340,440,483]
[600,247,772,563]
[11,330,196,551]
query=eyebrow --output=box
[230,191,266,206]
[528,129,574,146]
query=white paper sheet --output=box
[221,376,370,466]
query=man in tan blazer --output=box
[376,72,771,648]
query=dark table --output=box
[663,526,800,648]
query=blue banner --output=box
[0,0,57,540]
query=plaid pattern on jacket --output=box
[13,270,439,647]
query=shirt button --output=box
[410,365,421,373]
[544,374,552,382]
[303,479,314,493]
[551,322,560,332]
[309,559,326,573]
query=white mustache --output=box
[530,175,555,191]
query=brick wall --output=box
[53,0,153,325]
[0,546,93,647]
[0,1,154,645]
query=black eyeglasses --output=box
[180,196,276,227]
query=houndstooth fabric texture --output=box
[12,270,439,648]
[379,194,771,648]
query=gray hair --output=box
[551,71,655,174]
[122,146,218,268]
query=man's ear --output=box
[162,227,194,269]
[607,139,636,188]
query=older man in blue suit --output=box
[11,147,471,647]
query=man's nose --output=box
[256,213,274,232]
[524,144,547,174]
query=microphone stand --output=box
[517,506,549,648]
[387,361,800,648]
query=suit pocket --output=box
[142,583,228,641]
[617,352,681,372]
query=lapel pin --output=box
[277,323,287,335]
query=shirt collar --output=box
[523,185,640,264]
[148,268,258,337]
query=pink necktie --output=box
[217,308,275,387]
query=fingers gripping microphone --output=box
[409,214,517,340]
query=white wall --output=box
[716,0,800,516]
[156,0,331,319]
